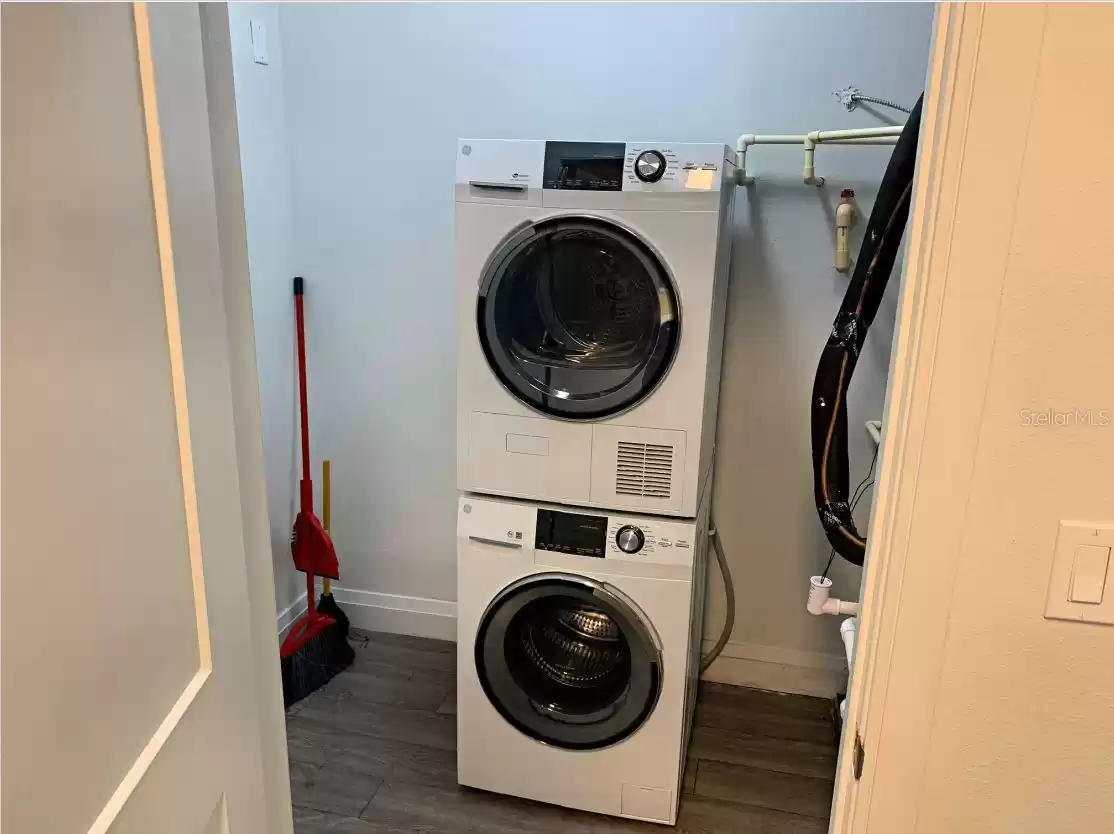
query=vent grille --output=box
[615,442,673,499]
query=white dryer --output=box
[456,139,735,517]
[456,493,709,825]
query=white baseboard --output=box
[331,587,457,642]
[276,591,308,638]
[699,639,848,698]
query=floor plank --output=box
[361,780,653,833]
[693,759,834,820]
[698,682,833,722]
[689,724,838,779]
[436,688,457,716]
[314,667,450,711]
[287,629,840,832]
[379,740,458,788]
[675,795,830,834]
[292,808,387,834]
[351,628,454,654]
[297,695,457,752]
[291,806,341,834]
[289,759,381,818]
[694,699,835,746]
[350,633,456,676]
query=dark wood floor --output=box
[287,628,838,833]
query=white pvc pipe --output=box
[736,134,808,186]
[804,125,904,185]
[840,616,857,670]
[839,617,857,724]
[806,575,861,616]
[735,126,904,185]
[811,125,905,142]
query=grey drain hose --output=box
[700,527,736,673]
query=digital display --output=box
[535,509,608,558]
[543,141,625,191]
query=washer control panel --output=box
[460,496,697,568]
[605,516,696,565]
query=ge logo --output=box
[507,530,514,539]
[461,144,472,156]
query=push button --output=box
[1070,544,1110,604]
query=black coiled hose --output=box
[811,94,924,567]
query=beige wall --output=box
[858,5,1114,831]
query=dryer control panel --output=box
[531,507,696,563]
[541,141,726,192]
[458,139,730,194]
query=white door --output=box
[2,4,289,833]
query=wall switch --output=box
[1045,521,1114,624]
[250,20,269,66]
[1069,545,1110,603]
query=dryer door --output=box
[475,573,663,750]
[477,216,679,420]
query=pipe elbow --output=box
[807,576,832,615]
[736,134,758,153]
[807,576,860,615]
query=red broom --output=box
[280,276,353,707]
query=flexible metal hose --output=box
[851,92,912,114]
[700,527,736,673]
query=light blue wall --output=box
[227,3,302,618]
[276,2,934,681]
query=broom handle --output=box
[322,459,332,596]
[294,277,313,514]
[305,571,317,619]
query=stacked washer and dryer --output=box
[455,139,735,825]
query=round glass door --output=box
[474,574,662,750]
[477,217,679,420]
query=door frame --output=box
[831,3,1053,830]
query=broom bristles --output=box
[281,619,353,708]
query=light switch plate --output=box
[250,20,269,66]
[1045,521,1114,625]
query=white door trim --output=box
[830,5,979,827]
[832,4,1055,830]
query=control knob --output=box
[634,150,667,183]
[616,525,646,554]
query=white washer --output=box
[456,139,735,517]
[456,493,709,825]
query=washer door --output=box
[475,573,662,750]
[477,216,679,420]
